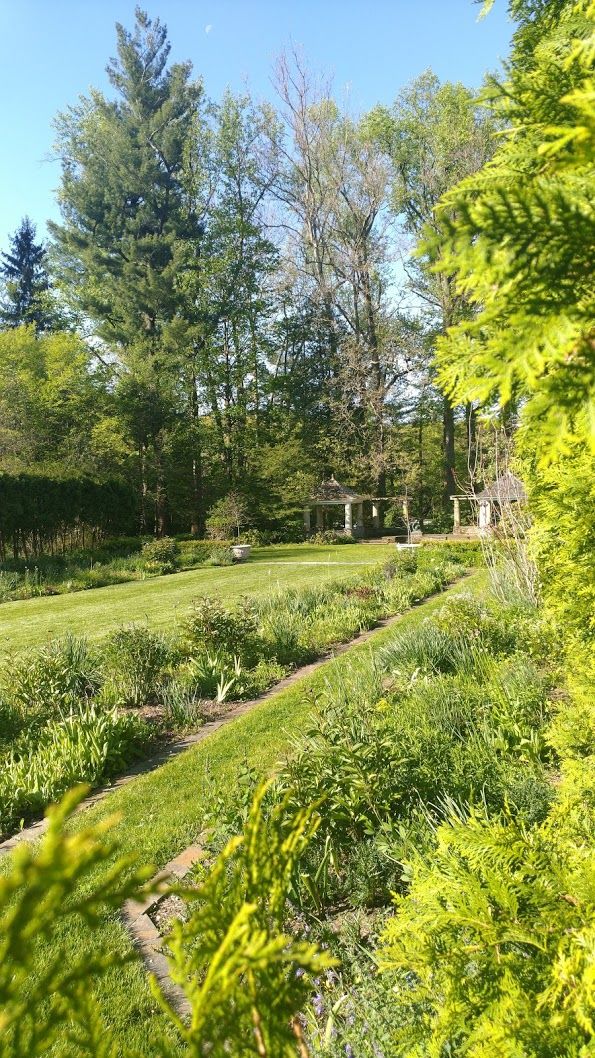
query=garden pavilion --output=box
[304,477,410,537]
[450,471,527,533]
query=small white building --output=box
[451,472,527,536]
[304,477,367,537]
[304,477,411,538]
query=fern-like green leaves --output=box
[153,781,336,1057]
[0,787,152,1056]
[430,0,595,464]
[379,791,595,1057]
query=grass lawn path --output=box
[0,543,395,654]
[8,571,486,1056]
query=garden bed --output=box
[0,545,473,841]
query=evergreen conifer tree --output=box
[0,217,54,331]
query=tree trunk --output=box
[418,396,425,524]
[362,263,386,524]
[189,369,204,537]
[139,444,148,533]
[154,434,169,537]
[443,396,457,504]
[465,402,477,482]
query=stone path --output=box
[123,843,202,1018]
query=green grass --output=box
[0,543,395,654]
[6,571,484,1056]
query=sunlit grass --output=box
[3,572,484,1058]
[0,543,396,654]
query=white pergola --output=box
[304,477,411,537]
[450,472,527,533]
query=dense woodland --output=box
[0,11,501,546]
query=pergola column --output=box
[402,498,410,524]
[453,497,461,530]
[316,505,324,530]
[372,502,380,530]
[344,502,353,535]
[303,507,311,534]
[479,500,491,529]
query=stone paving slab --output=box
[123,842,205,1019]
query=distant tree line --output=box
[0,475,135,559]
[0,9,501,540]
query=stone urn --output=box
[231,544,252,562]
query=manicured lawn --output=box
[7,571,484,1057]
[0,543,395,654]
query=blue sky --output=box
[0,1,513,247]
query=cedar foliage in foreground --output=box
[377,2,595,1055]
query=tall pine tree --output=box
[0,217,54,331]
[50,8,204,534]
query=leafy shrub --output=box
[407,568,444,601]
[0,571,21,602]
[0,636,100,725]
[177,540,234,567]
[73,565,135,589]
[0,790,152,1056]
[381,577,416,613]
[99,626,173,707]
[301,600,378,652]
[423,540,483,566]
[431,592,522,655]
[0,705,150,836]
[180,651,245,703]
[380,622,471,679]
[385,550,418,576]
[257,607,311,666]
[161,680,205,732]
[309,530,357,545]
[378,789,595,1058]
[241,658,287,698]
[87,535,145,559]
[237,528,269,546]
[139,535,179,574]
[165,783,334,1053]
[0,697,21,750]
[181,597,259,661]
[203,549,233,567]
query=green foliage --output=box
[182,597,260,661]
[0,788,152,1057]
[99,626,174,707]
[177,540,234,567]
[0,470,135,560]
[525,434,595,645]
[308,531,357,545]
[0,217,60,332]
[203,550,234,567]
[0,538,242,604]
[277,601,553,912]
[378,789,595,1057]
[432,0,594,462]
[0,705,150,837]
[154,783,336,1057]
[386,12,595,1049]
[427,0,595,733]
[0,551,458,839]
[140,536,180,574]
[0,635,99,728]
[206,492,250,541]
